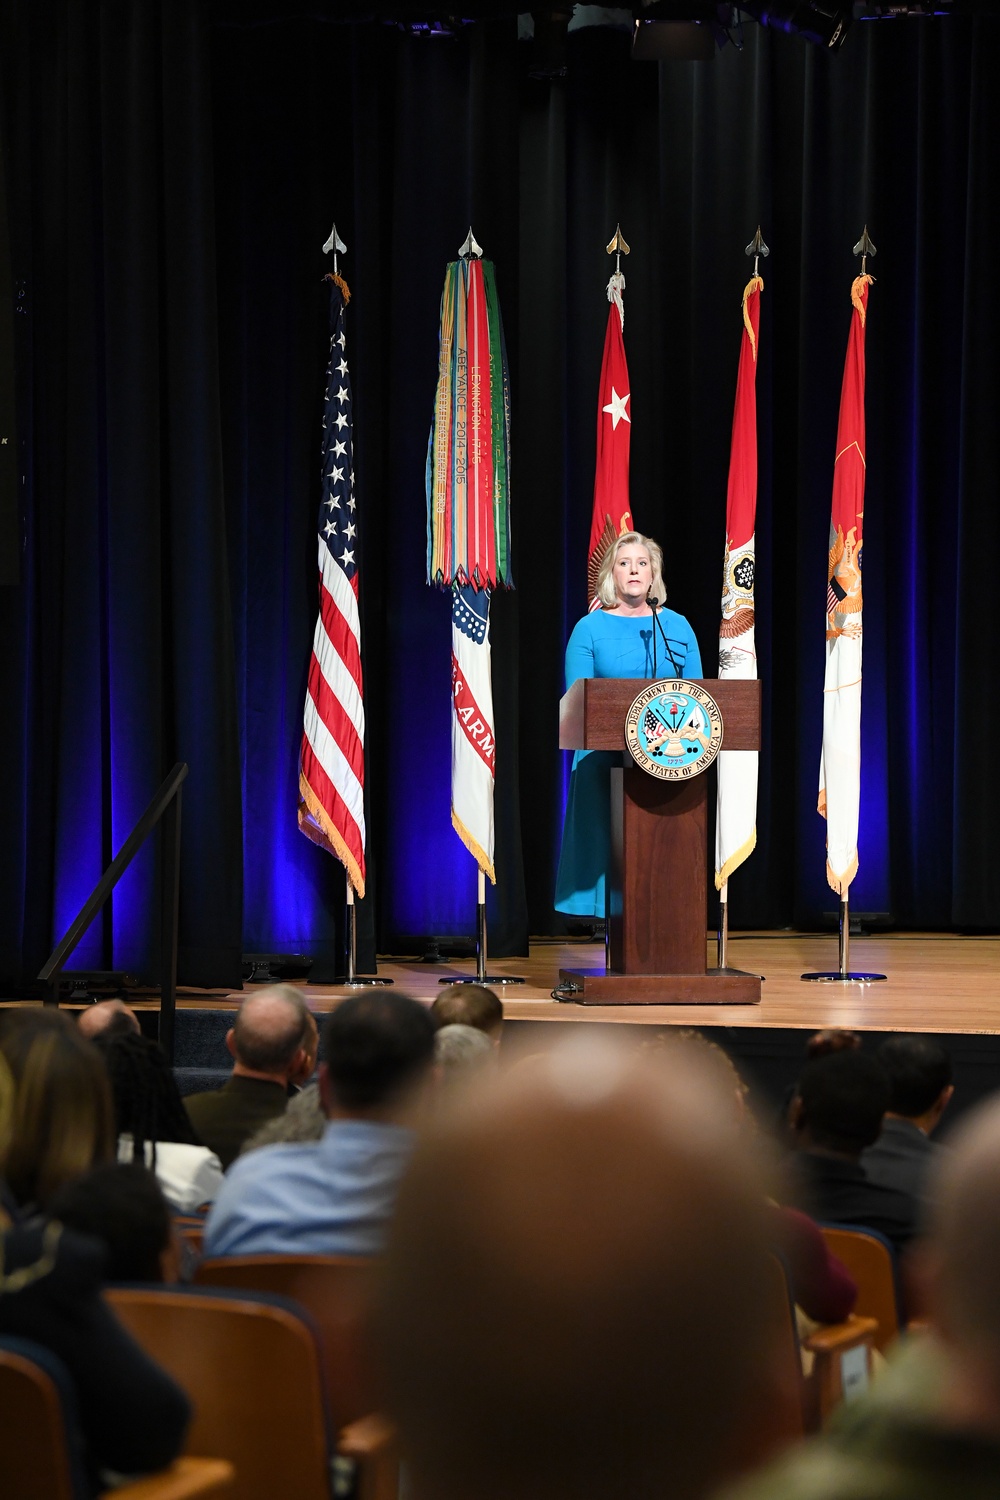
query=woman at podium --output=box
[555,532,703,917]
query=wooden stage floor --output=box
[169,933,1000,1038]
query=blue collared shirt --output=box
[202,1119,414,1258]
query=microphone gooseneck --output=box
[651,600,684,677]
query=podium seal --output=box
[625,679,724,781]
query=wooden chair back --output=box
[194,1255,378,1428]
[0,1340,76,1500]
[106,1287,332,1500]
[820,1226,901,1351]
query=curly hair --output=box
[94,1031,200,1165]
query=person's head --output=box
[48,1162,177,1283]
[76,999,141,1042]
[227,986,314,1084]
[596,531,667,611]
[434,1024,496,1091]
[805,1027,862,1060]
[378,1035,780,1500]
[641,1029,750,1123]
[790,1049,890,1157]
[431,984,503,1042]
[0,1010,114,1208]
[923,1095,1000,1428]
[877,1035,954,1129]
[320,993,436,1121]
[92,1030,200,1158]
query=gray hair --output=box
[435,1024,495,1084]
[232,986,312,1074]
[595,531,667,610]
[239,1082,325,1156]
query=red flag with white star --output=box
[587,274,633,607]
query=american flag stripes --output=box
[298,276,366,896]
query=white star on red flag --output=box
[602,386,631,429]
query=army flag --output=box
[587,273,634,608]
[715,276,763,889]
[426,255,513,882]
[818,275,874,894]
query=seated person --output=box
[862,1035,953,1204]
[0,1010,114,1215]
[647,1030,855,1325]
[185,987,318,1168]
[434,1024,496,1094]
[203,992,435,1257]
[76,998,141,1042]
[0,1051,190,1493]
[93,1029,223,1213]
[377,1035,785,1500]
[430,983,504,1043]
[720,1091,1000,1500]
[48,1162,180,1283]
[787,1049,919,1254]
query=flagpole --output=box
[431,229,524,989]
[803,229,885,985]
[344,877,392,988]
[709,229,767,983]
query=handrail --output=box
[37,762,189,1062]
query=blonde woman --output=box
[554,532,702,917]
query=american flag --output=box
[298,277,366,896]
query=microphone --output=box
[651,598,684,676]
[650,597,658,679]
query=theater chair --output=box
[0,1335,234,1500]
[766,1254,879,1434]
[106,1285,395,1500]
[819,1225,903,1352]
[194,1257,376,1421]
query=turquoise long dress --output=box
[554,608,703,917]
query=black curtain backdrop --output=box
[1,3,998,989]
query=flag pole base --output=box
[439,868,526,986]
[801,896,885,982]
[801,973,886,983]
[344,881,393,988]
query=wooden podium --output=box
[558,678,762,1005]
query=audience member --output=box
[430,983,503,1041]
[378,1035,787,1500]
[723,1090,1000,1500]
[0,1010,114,1213]
[185,987,316,1167]
[805,1028,862,1058]
[0,1051,190,1489]
[93,1029,223,1212]
[434,1022,495,1090]
[239,1080,325,1154]
[76,998,141,1041]
[203,992,436,1257]
[648,1030,856,1325]
[862,1035,953,1203]
[788,1049,919,1253]
[48,1162,179,1283]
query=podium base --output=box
[556,968,762,1006]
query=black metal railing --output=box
[37,762,188,1062]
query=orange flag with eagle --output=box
[818,274,874,894]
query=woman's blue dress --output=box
[554,608,703,917]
